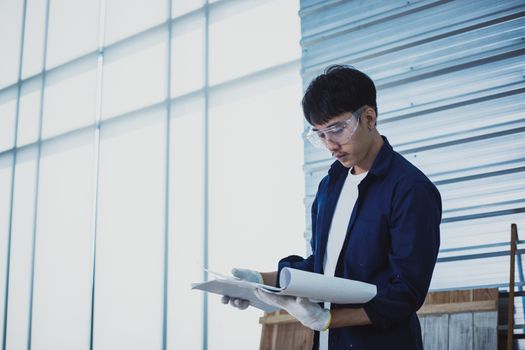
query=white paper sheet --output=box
[191,278,279,312]
[191,267,376,312]
[260,267,376,304]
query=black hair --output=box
[301,65,377,125]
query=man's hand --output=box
[254,289,331,331]
[221,268,264,310]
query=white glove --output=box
[221,268,264,310]
[231,268,264,284]
[254,289,331,331]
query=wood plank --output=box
[422,314,449,350]
[424,288,498,306]
[259,313,298,325]
[274,323,295,349]
[427,290,452,304]
[291,325,313,350]
[448,312,473,350]
[417,300,497,316]
[473,288,499,302]
[449,290,473,303]
[259,324,272,350]
[260,311,284,350]
[273,322,312,350]
[473,311,498,350]
[271,324,278,350]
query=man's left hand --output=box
[254,289,331,331]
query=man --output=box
[222,65,441,350]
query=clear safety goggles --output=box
[304,107,363,148]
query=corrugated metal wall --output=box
[299,0,525,333]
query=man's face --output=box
[312,107,376,168]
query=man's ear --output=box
[363,107,377,130]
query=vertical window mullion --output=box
[162,0,172,349]
[88,0,107,348]
[203,1,210,350]
[1,0,28,347]
[26,0,52,347]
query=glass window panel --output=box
[167,96,204,349]
[0,0,24,88]
[46,0,100,69]
[93,109,165,349]
[43,57,97,138]
[172,0,203,18]
[209,0,301,85]
[17,78,42,147]
[31,131,94,350]
[0,87,18,152]
[4,146,37,350]
[104,0,165,45]
[21,0,47,79]
[0,152,14,343]
[170,16,204,97]
[208,76,305,349]
[102,35,167,119]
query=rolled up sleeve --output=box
[276,254,315,288]
[363,179,441,329]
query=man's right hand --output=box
[221,268,264,310]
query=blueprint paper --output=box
[192,267,376,312]
[261,267,376,304]
[191,278,278,312]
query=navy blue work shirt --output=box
[277,136,441,350]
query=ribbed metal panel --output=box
[299,0,525,298]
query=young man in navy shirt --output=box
[223,65,441,350]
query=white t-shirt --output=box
[319,168,368,350]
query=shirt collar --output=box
[327,135,393,179]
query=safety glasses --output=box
[304,107,363,148]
